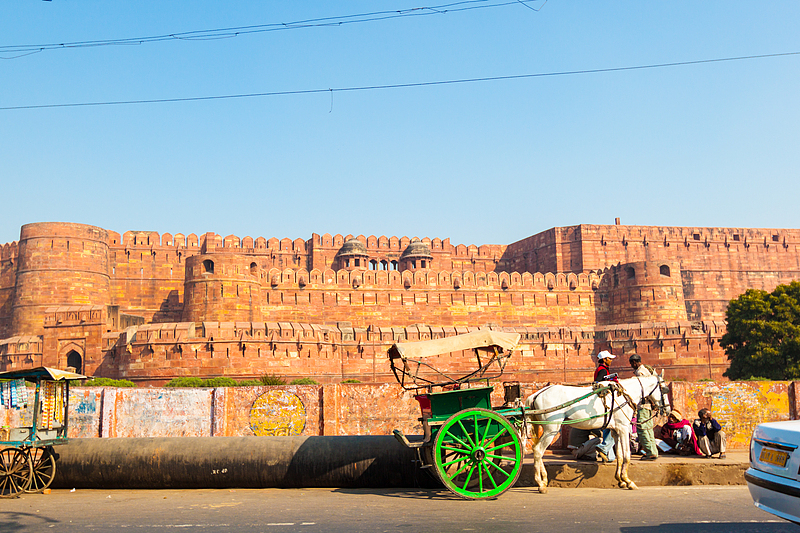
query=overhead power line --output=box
[1,51,797,112]
[0,0,542,58]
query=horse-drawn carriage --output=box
[0,367,85,498]
[389,331,670,498]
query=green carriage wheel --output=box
[0,447,32,498]
[433,408,522,499]
[26,446,57,493]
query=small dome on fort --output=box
[337,238,369,257]
[400,238,432,259]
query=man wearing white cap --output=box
[593,350,616,383]
[592,350,617,462]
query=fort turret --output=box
[334,238,369,270]
[399,238,433,272]
[11,222,111,336]
[605,260,687,324]
[182,253,263,323]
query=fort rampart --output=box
[1,222,799,383]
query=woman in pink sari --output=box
[659,409,701,455]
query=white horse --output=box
[525,374,670,493]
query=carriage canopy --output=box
[387,330,520,360]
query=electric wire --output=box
[0,0,542,56]
[0,50,796,111]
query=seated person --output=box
[657,409,701,455]
[568,427,615,462]
[693,408,727,459]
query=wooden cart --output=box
[0,367,85,498]
[389,331,528,499]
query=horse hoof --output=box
[538,486,548,494]
[618,481,628,489]
[627,482,638,490]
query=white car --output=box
[745,420,800,525]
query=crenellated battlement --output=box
[0,241,19,261]
[258,266,602,291]
[2,221,800,383]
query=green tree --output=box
[721,281,800,380]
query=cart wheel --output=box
[26,447,57,493]
[0,447,33,498]
[433,408,522,499]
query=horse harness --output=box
[592,380,638,429]
[633,375,669,425]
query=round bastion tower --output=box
[606,260,688,325]
[182,254,263,323]
[11,222,111,336]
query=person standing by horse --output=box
[593,350,618,462]
[594,350,617,383]
[629,354,658,461]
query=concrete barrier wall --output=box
[2,381,798,449]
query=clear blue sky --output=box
[2,1,799,247]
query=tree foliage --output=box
[721,281,800,380]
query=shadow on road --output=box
[0,511,58,533]
[621,522,798,533]
[331,487,469,500]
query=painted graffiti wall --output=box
[671,381,795,449]
[212,386,321,437]
[102,388,214,438]
[2,381,798,449]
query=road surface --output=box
[1,486,796,533]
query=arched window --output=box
[369,260,377,270]
[380,260,388,271]
[390,260,398,271]
[250,262,257,276]
[66,350,82,374]
[203,260,214,274]
[660,265,671,277]
[626,266,635,280]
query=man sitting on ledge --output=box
[693,408,727,459]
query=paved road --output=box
[1,486,796,533]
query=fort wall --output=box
[503,224,800,320]
[1,222,799,382]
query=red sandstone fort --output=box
[1,222,798,385]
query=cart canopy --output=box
[388,330,520,360]
[0,366,86,381]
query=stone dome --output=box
[400,238,432,259]
[337,238,369,257]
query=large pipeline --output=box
[53,437,434,489]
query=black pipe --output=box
[53,436,434,489]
